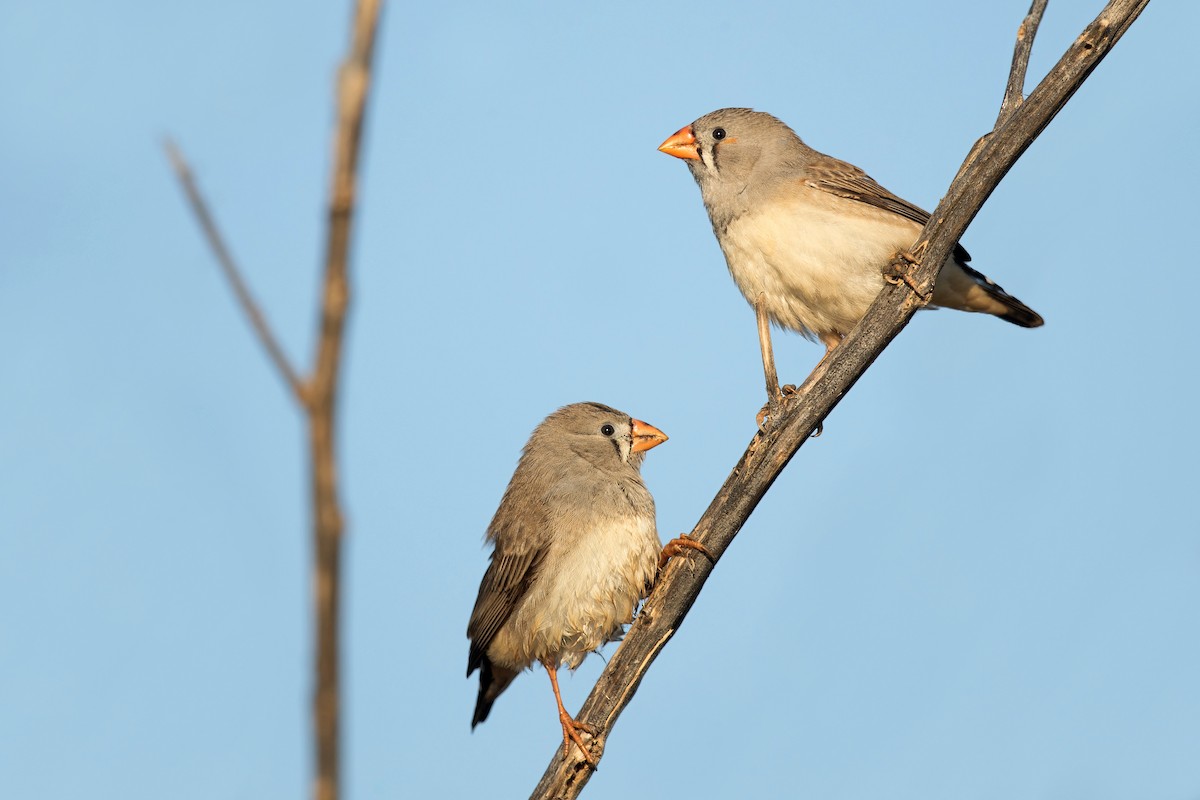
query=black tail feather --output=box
[961,262,1044,328]
[471,657,517,729]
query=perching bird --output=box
[659,108,1042,418]
[467,402,705,766]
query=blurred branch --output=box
[163,139,307,405]
[310,3,382,800]
[530,0,1149,796]
[165,2,383,800]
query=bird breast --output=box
[717,188,921,338]
[492,502,659,672]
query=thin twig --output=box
[529,1,1149,796]
[310,3,382,800]
[164,139,307,404]
[998,0,1050,125]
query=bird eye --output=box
[600,424,615,437]
[712,128,726,141]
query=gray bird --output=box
[659,108,1042,416]
[467,402,703,765]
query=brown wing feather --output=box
[805,158,971,262]
[466,516,548,675]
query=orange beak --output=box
[630,418,668,453]
[658,126,699,160]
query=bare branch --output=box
[999,0,1050,125]
[167,3,382,800]
[164,139,307,404]
[529,1,1149,796]
[310,3,383,800]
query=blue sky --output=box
[3,1,1197,798]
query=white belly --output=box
[495,514,660,671]
[719,192,922,338]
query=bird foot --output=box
[756,384,801,432]
[884,248,932,302]
[558,712,599,767]
[657,533,714,571]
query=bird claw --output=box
[884,248,932,302]
[559,713,599,767]
[756,384,802,433]
[756,399,778,433]
[658,533,714,571]
[900,242,929,263]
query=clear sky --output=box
[2,1,1197,798]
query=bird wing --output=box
[466,513,549,675]
[804,158,971,262]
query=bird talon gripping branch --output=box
[903,241,929,263]
[557,706,599,767]
[755,396,781,433]
[657,533,714,572]
[884,251,933,302]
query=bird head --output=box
[659,108,807,215]
[534,402,667,473]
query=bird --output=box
[467,402,706,766]
[659,108,1042,422]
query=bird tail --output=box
[471,657,518,729]
[957,263,1044,328]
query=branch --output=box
[166,3,382,800]
[530,1,1149,796]
[998,0,1049,125]
[164,139,307,405]
[310,5,383,800]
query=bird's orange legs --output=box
[657,533,713,572]
[883,244,933,302]
[816,331,845,369]
[543,660,598,767]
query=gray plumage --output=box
[466,402,665,734]
[660,108,1042,355]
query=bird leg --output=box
[775,333,842,437]
[543,660,598,767]
[817,332,843,364]
[755,293,785,431]
[795,332,843,390]
[753,294,829,436]
[883,245,932,302]
[657,533,714,572]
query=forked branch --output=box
[165,3,383,800]
[999,0,1050,125]
[164,140,307,405]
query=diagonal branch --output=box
[530,0,1149,796]
[164,139,308,405]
